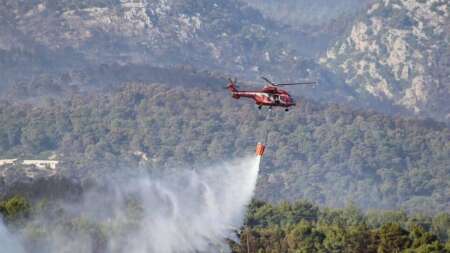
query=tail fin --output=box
[227,78,240,98]
[227,83,238,93]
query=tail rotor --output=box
[225,77,239,94]
[228,78,237,86]
[225,78,238,89]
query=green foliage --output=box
[0,195,448,253]
[0,195,31,222]
[378,223,411,253]
[432,213,450,242]
[319,203,365,227]
[366,210,408,228]
[232,201,450,253]
[246,200,319,228]
[0,83,449,213]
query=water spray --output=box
[0,154,262,253]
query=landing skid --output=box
[257,105,290,112]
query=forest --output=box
[0,1,448,252]
[232,200,450,252]
[1,195,449,252]
[0,82,449,214]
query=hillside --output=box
[0,0,368,117]
[321,0,450,121]
[0,82,448,213]
[2,0,449,122]
[1,196,449,252]
[241,0,374,26]
[231,200,450,252]
[1,1,449,251]
[0,0,321,84]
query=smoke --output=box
[2,156,260,253]
[0,218,25,253]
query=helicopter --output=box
[226,77,317,111]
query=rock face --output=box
[0,0,449,121]
[321,0,450,120]
[241,0,374,25]
[0,0,314,82]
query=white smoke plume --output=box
[0,218,25,253]
[2,156,261,253]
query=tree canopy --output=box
[0,82,449,213]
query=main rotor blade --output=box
[261,76,275,85]
[277,81,317,86]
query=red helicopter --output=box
[227,77,316,111]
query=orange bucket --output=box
[256,143,266,156]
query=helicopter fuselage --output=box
[228,84,296,108]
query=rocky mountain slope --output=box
[321,0,450,121]
[0,1,449,118]
[241,0,374,26]
[0,0,321,84]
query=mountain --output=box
[1,0,449,122]
[240,0,377,63]
[4,0,376,108]
[0,0,449,211]
[1,3,450,250]
[1,82,449,213]
[321,0,450,121]
[241,0,374,26]
[0,0,323,86]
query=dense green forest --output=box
[1,196,449,252]
[231,200,450,252]
[0,82,449,212]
